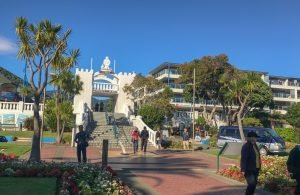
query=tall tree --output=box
[221,71,273,141]
[124,75,175,125]
[16,17,79,161]
[179,54,234,126]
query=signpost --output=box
[216,142,243,172]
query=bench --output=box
[0,124,18,131]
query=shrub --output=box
[138,105,165,129]
[23,117,34,131]
[275,128,298,143]
[243,117,263,127]
[219,156,297,194]
[63,134,72,144]
[209,134,218,147]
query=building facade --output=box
[147,62,300,122]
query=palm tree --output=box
[16,17,79,161]
[50,70,83,143]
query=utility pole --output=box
[192,68,195,150]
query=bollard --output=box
[102,139,109,167]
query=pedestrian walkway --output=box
[31,145,273,195]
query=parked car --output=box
[217,126,286,155]
[0,136,8,142]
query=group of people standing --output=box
[131,126,162,154]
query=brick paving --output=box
[32,145,273,195]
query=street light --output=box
[187,68,196,151]
[192,68,195,151]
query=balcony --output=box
[272,93,294,98]
[270,80,285,86]
[274,105,289,111]
[167,83,186,89]
[93,82,119,95]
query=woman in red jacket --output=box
[131,127,140,154]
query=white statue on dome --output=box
[101,56,111,72]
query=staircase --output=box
[88,112,134,148]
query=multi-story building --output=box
[148,62,300,123]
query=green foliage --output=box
[275,128,298,143]
[209,134,218,147]
[138,105,165,129]
[147,87,175,118]
[286,104,300,128]
[44,99,56,131]
[242,117,263,127]
[286,104,300,143]
[62,134,72,144]
[197,116,206,128]
[44,98,75,132]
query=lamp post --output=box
[192,68,195,150]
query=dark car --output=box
[217,126,286,155]
[0,136,8,142]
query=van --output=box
[217,126,286,155]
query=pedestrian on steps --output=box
[140,126,149,153]
[131,127,140,154]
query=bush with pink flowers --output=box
[219,156,297,194]
[0,161,133,195]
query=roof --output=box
[148,62,180,75]
[0,67,23,86]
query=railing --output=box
[130,115,156,145]
[93,82,119,93]
[0,101,44,112]
[0,102,19,110]
[167,83,186,89]
[274,105,289,110]
[270,80,285,86]
[272,93,294,98]
[288,82,299,87]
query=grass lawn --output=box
[0,131,71,138]
[0,143,31,156]
[0,177,56,195]
[201,148,240,160]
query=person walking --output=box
[287,143,300,195]
[140,126,149,153]
[241,131,261,195]
[182,128,190,150]
[131,127,140,154]
[155,129,162,150]
[74,125,88,163]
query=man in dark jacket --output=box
[74,125,88,163]
[140,126,149,153]
[241,131,261,195]
[287,144,300,195]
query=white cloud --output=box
[0,36,18,54]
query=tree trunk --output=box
[56,89,61,143]
[29,95,41,161]
[237,101,247,142]
[59,121,65,143]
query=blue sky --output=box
[0,0,300,79]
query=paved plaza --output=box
[21,145,274,195]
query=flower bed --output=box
[0,158,132,195]
[219,156,297,194]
